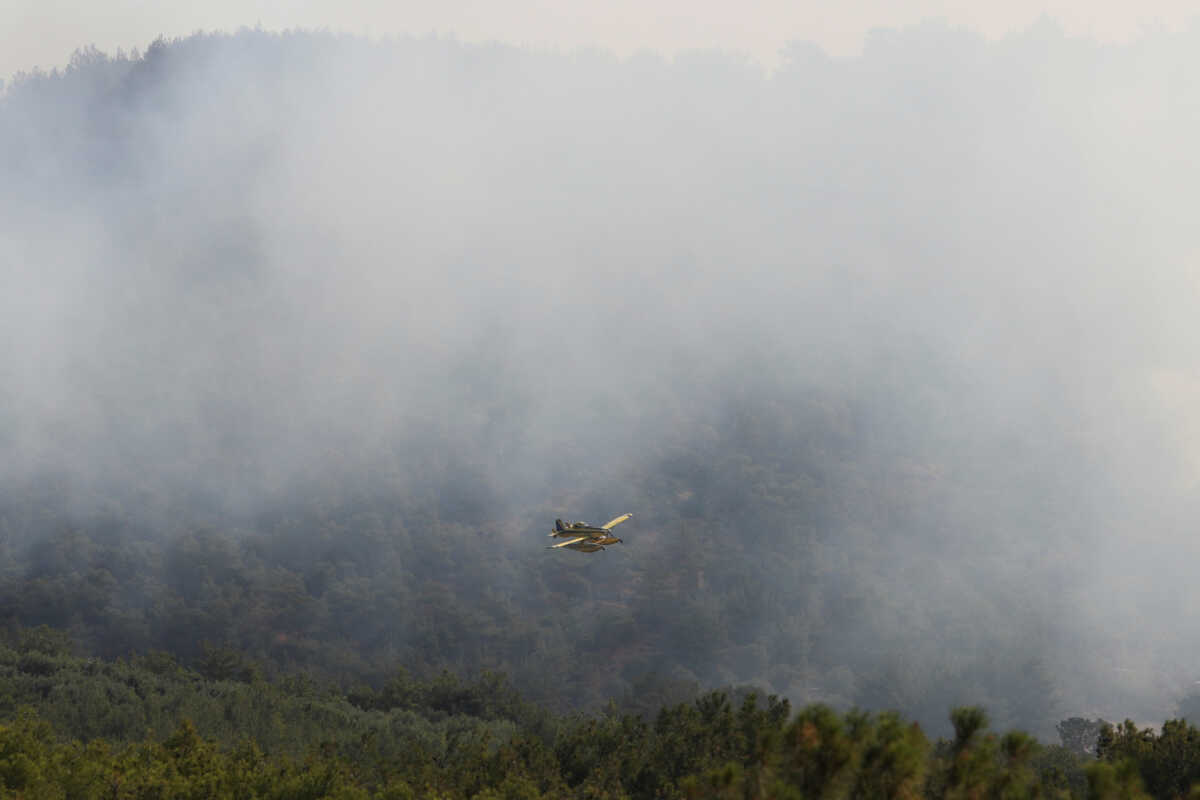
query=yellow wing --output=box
[600,513,632,530]
[549,536,588,549]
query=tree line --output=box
[5,625,1200,797]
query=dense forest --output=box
[7,626,1200,797]
[4,21,1200,796]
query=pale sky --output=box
[3,0,1199,82]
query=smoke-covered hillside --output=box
[3,24,1200,737]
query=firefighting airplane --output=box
[546,513,632,553]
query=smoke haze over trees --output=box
[3,22,1200,739]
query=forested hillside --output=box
[10,628,1200,798]
[0,628,1110,798]
[3,23,1200,748]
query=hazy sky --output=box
[4,0,1199,81]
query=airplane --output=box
[546,513,631,552]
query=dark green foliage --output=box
[0,645,1119,798]
[1032,744,1091,798]
[1097,718,1200,799]
[196,642,263,683]
[1086,758,1151,800]
[950,706,989,751]
[5,653,1200,799]
[781,704,858,797]
[0,712,379,799]
[853,711,928,799]
[0,640,520,762]
[9,625,74,657]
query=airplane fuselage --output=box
[546,514,631,553]
[549,524,610,538]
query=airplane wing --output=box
[600,513,632,530]
[548,536,589,549]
